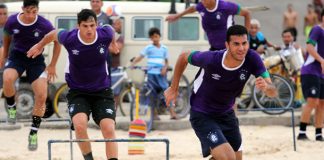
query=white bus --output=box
[5,1,209,83]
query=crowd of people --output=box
[0,0,323,160]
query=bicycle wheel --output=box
[172,75,191,118]
[118,88,135,117]
[130,87,154,132]
[236,77,255,114]
[53,83,69,118]
[252,74,295,115]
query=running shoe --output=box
[7,107,17,124]
[28,134,38,151]
[297,134,309,141]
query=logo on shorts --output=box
[69,104,75,113]
[311,87,317,95]
[207,131,219,143]
[4,61,9,67]
[106,109,114,114]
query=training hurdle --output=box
[238,107,296,151]
[48,138,170,160]
[1,118,74,160]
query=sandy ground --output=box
[0,125,324,160]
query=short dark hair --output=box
[226,25,248,42]
[321,9,324,19]
[23,0,39,8]
[148,27,161,37]
[0,4,7,9]
[77,9,97,25]
[282,28,294,37]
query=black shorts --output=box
[5,50,46,83]
[190,110,242,158]
[301,75,324,99]
[66,88,116,125]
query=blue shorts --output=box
[190,109,242,157]
[5,50,46,83]
[148,74,168,93]
[111,68,123,96]
[301,74,324,99]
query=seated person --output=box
[280,28,305,57]
[249,19,279,55]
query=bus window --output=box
[168,17,199,40]
[132,17,162,40]
[56,17,77,31]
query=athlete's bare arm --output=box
[0,34,11,68]
[166,6,196,22]
[27,30,59,58]
[239,8,251,31]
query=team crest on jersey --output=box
[33,29,41,37]
[199,12,205,17]
[239,69,248,81]
[13,29,19,34]
[97,44,106,54]
[216,12,222,20]
[34,32,39,37]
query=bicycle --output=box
[250,48,303,115]
[235,47,302,115]
[128,66,190,132]
[52,66,134,118]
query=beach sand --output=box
[0,124,323,160]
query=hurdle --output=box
[1,118,74,160]
[238,107,296,151]
[48,138,170,160]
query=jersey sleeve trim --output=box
[188,51,198,64]
[260,70,270,78]
[306,38,317,46]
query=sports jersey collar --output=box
[17,12,38,26]
[206,0,219,12]
[77,30,98,45]
[221,50,245,71]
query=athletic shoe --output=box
[7,108,17,124]
[28,134,38,151]
[297,134,309,140]
[316,136,324,141]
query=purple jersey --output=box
[196,0,240,50]
[58,26,114,92]
[301,25,324,78]
[188,49,266,115]
[4,13,54,54]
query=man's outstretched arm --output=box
[27,29,59,59]
[164,51,190,107]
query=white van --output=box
[5,1,209,83]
